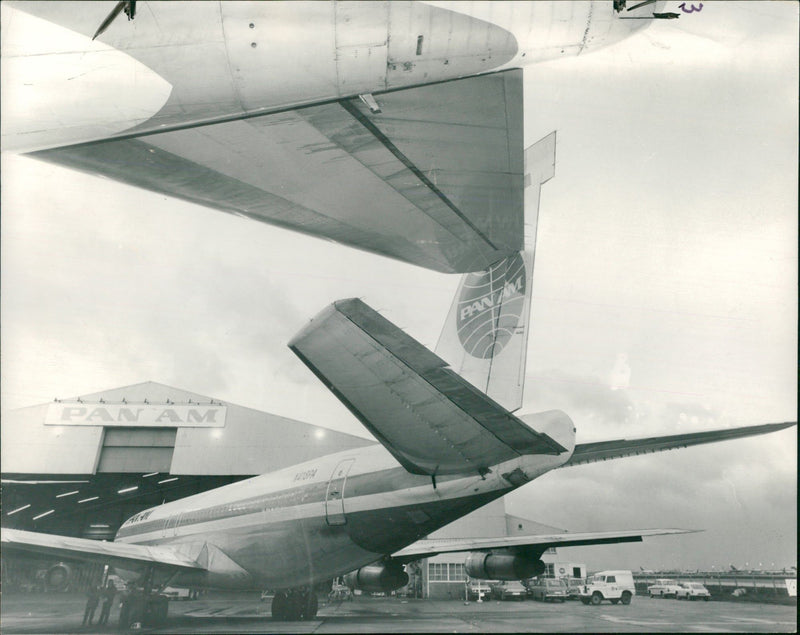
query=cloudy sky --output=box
[1,2,796,572]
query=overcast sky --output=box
[1,2,796,572]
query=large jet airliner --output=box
[3,0,672,273]
[3,135,794,624]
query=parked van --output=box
[578,570,635,605]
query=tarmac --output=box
[0,591,796,633]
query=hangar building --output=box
[1,381,374,540]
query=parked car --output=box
[647,579,682,598]
[161,586,192,600]
[578,570,635,606]
[490,580,528,600]
[528,578,568,602]
[466,578,493,601]
[564,578,585,600]
[676,582,711,601]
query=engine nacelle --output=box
[465,552,545,581]
[343,562,409,593]
[45,562,74,591]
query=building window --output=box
[545,563,555,577]
[449,563,465,582]
[428,562,466,582]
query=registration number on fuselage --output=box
[293,468,318,482]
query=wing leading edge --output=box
[289,298,566,477]
[563,421,796,468]
[1,528,204,573]
[392,528,698,563]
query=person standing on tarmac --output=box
[82,585,100,626]
[98,580,117,625]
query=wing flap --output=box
[30,70,524,274]
[289,298,565,476]
[1,528,204,573]
[564,421,796,467]
[392,528,697,561]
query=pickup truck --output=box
[647,579,682,598]
[676,582,711,601]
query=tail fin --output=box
[434,132,556,411]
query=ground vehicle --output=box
[491,580,528,601]
[466,579,493,601]
[328,582,353,602]
[161,586,192,600]
[528,578,568,602]
[578,570,635,606]
[676,582,711,601]
[564,578,585,600]
[647,578,682,598]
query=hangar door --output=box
[96,427,176,473]
[325,458,355,526]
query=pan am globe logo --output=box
[456,254,526,359]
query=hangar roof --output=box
[1,381,375,475]
[1,381,375,537]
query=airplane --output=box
[3,136,794,622]
[2,0,673,275]
[3,286,794,624]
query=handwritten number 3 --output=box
[679,2,703,12]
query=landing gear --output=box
[271,588,318,621]
[117,566,170,630]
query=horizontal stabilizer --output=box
[564,421,796,467]
[289,298,566,477]
[1,528,204,573]
[392,528,698,562]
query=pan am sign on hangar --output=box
[44,403,226,427]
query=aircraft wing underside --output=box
[0,528,205,574]
[30,70,524,274]
[563,421,796,467]
[289,297,566,477]
[391,528,697,562]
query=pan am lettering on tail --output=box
[3,228,794,624]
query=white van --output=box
[579,570,635,605]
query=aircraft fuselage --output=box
[3,1,656,152]
[115,440,572,590]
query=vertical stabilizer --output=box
[434,133,556,411]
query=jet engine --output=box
[343,562,409,593]
[465,552,545,581]
[45,562,74,591]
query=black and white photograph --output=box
[1,2,796,632]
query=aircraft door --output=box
[162,513,181,538]
[325,458,355,526]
